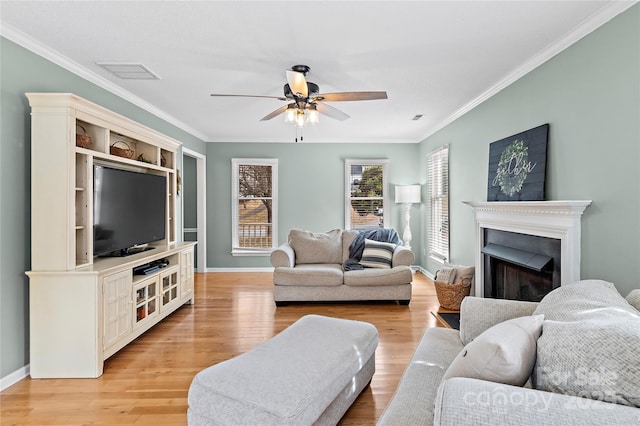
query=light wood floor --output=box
[1,272,449,425]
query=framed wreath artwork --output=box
[487,124,549,201]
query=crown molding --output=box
[1,23,208,142]
[422,1,638,140]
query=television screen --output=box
[93,165,166,256]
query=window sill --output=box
[429,254,448,265]
[231,249,273,257]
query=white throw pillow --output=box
[533,280,640,408]
[360,239,396,269]
[441,314,544,386]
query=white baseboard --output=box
[205,267,274,273]
[1,364,29,391]
[415,266,434,279]
[205,266,431,276]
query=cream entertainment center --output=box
[25,93,196,378]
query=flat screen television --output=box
[93,165,167,256]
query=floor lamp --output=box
[395,185,421,250]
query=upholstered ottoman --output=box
[187,315,378,425]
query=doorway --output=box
[182,148,206,272]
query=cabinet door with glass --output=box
[133,276,159,329]
[160,266,180,311]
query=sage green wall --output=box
[0,37,206,378]
[205,142,420,268]
[418,5,640,296]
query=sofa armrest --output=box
[392,245,414,267]
[435,377,640,426]
[459,297,538,345]
[270,243,295,268]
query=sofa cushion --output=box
[274,264,344,287]
[442,314,544,387]
[532,280,640,408]
[460,297,539,346]
[627,289,640,312]
[360,239,396,269]
[289,229,343,265]
[341,230,359,263]
[344,266,412,287]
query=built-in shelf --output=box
[25,93,194,379]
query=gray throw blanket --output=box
[343,228,402,271]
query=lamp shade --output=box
[395,185,421,204]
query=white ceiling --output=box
[0,1,635,143]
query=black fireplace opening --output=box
[483,229,561,302]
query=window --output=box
[231,158,278,254]
[427,146,449,263]
[345,159,389,230]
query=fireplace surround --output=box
[464,200,591,298]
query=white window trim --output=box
[344,159,390,230]
[427,146,449,264]
[231,158,278,255]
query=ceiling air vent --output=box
[96,62,160,80]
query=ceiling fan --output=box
[210,65,388,128]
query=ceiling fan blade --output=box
[260,104,290,121]
[316,102,350,121]
[286,70,308,98]
[210,93,288,101]
[314,91,388,102]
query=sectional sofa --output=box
[378,280,640,425]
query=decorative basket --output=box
[110,140,134,159]
[75,124,92,149]
[434,278,471,311]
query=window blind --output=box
[427,146,449,262]
[344,159,389,231]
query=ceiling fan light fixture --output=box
[212,64,386,131]
[284,105,297,124]
[295,110,306,128]
[307,105,319,125]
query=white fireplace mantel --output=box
[463,200,592,297]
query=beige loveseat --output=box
[270,229,414,306]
